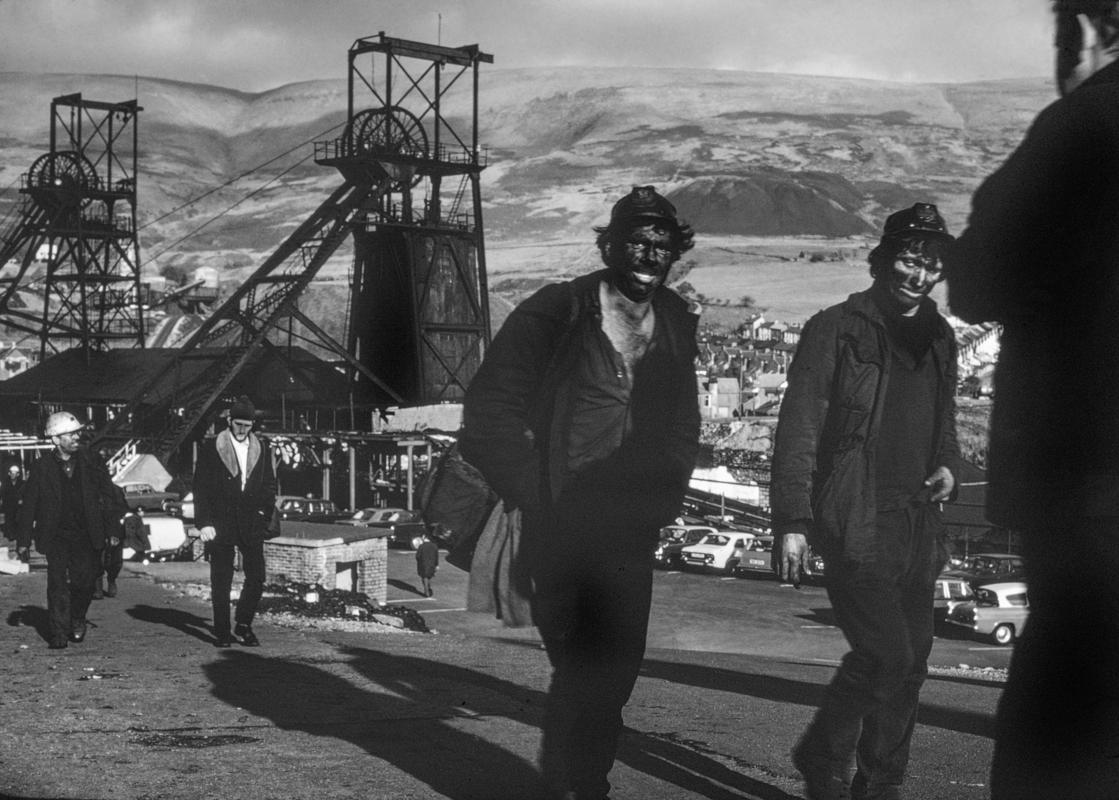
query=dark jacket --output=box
[16,447,126,553]
[947,60,1119,527]
[193,430,277,545]
[461,269,700,536]
[770,289,960,561]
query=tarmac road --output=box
[0,547,1002,800]
[393,549,1013,671]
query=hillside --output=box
[0,67,1054,334]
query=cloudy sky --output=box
[1,0,1056,92]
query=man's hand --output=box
[775,532,810,588]
[16,546,30,563]
[923,466,955,503]
[198,526,217,543]
[108,536,120,547]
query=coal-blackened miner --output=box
[772,203,960,800]
[16,412,128,649]
[462,185,701,800]
[193,396,276,648]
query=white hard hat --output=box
[44,411,85,437]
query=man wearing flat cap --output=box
[771,203,960,800]
[194,396,276,647]
[461,186,701,800]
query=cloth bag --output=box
[418,443,498,570]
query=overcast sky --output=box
[0,0,1056,92]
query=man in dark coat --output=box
[461,186,701,800]
[194,396,276,648]
[2,463,24,543]
[772,204,960,800]
[946,4,1119,797]
[414,530,438,597]
[16,412,127,649]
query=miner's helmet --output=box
[44,411,86,437]
[881,203,954,243]
[606,185,681,232]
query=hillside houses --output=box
[0,342,35,381]
[696,315,799,418]
[694,311,1001,418]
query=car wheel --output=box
[724,559,739,576]
[991,624,1015,646]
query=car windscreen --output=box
[699,535,729,546]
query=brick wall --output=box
[264,534,388,604]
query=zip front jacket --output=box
[770,289,960,562]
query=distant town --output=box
[693,310,1000,421]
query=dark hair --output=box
[868,235,947,279]
[593,219,696,265]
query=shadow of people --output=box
[640,656,995,739]
[387,578,426,597]
[336,644,802,799]
[204,648,544,800]
[6,604,50,643]
[126,604,214,644]
[795,607,838,626]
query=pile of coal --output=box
[258,581,429,632]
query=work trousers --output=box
[990,519,1119,800]
[801,505,944,799]
[531,526,654,800]
[44,528,101,639]
[209,537,265,637]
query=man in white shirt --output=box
[194,397,276,647]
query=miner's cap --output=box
[607,185,681,230]
[882,202,953,243]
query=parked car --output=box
[163,491,194,522]
[943,552,1026,586]
[681,532,757,574]
[121,513,192,563]
[946,581,1030,645]
[731,535,775,576]
[654,524,718,569]
[340,506,431,550]
[275,495,350,524]
[119,482,180,513]
[933,571,976,623]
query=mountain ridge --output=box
[0,67,1055,332]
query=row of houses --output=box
[696,313,1001,420]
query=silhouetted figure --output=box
[947,4,1119,797]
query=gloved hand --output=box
[198,526,217,543]
[774,532,809,589]
[17,546,30,563]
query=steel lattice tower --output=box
[97,34,493,461]
[0,94,143,358]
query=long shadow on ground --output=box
[640,656,996,739]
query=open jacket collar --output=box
[215,429,261,483]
